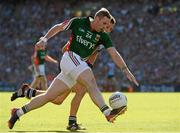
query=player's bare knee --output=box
[76,90,86,98]
[77,69,97,90]
[51,100,63,105]
[79,89,86,96]
[43,91,57,102]
[84,79,97,91]
[74,86,86,97]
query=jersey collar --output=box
[87,16,96,32]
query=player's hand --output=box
[35,37,47,49]
[35,41,45,49]
[124,69,139,86]
[96,45,104,52]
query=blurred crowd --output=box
[0,0,179,91]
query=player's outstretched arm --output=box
[107,47,139,86]
[45,55,58,64]
[35,22,67,47]
[43,22,66,40]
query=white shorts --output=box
[55,51,90,88]
[34,64,45,76]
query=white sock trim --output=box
[103,109,111,116]
[16,108,24,117]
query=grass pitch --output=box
[0,92,179,132]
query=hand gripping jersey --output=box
[63,17,113,61]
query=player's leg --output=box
[62,51,126,122]
[67,83,86,131]
[11,83,45,101]
[51,90,71,105]
[8,76,70,129]
[11,74,54,101]
[70,84,86,116]
[22,79,69,110]
[11,81,70,105]
[60,52,105,108]
[76,69,126,122]
[69,56,126,123]
[39,76,48,90]
[64,52,110,119]
[11,84,29,101]
[76,69,107,108]
[30,76,41,89]
[11,83,71,105]
[12,83,86,130]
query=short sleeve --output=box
[63,17,81,31]
[100,33,113,49]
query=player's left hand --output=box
[124,69,139,86]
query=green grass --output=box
[0,92,180,132]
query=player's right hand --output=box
[35,37,47,49]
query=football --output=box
[109,92,127,109]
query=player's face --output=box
[96,16,111,32]
[36,44,46,50]
[104,22,115,33]
[40,45,46,50]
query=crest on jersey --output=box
[95,34,100,41]
[79,28,85,32]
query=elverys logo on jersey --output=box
[76,35,96,49]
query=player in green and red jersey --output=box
[31,45,47,90]
[10,45,58,102]
[8,8,138,129]
[10,17,116,131]
[31,44,58,90]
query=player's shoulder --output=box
[67,17,88,27]
[99,31,110,39]
[100,31,109,35]
[71,16,87,22]
[64,17,88,30]
[98,32,112,47]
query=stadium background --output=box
[0,0,179,92]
